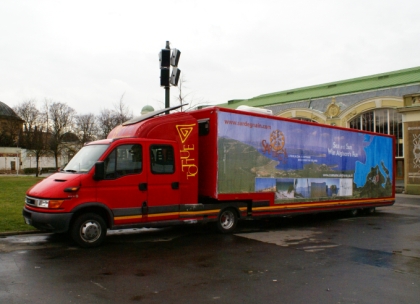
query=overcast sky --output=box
[2,0,420,117]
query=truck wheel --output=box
[348,209,359,217]
[364,207,376,215]
[217,208,238,234]
[70,213,107,248]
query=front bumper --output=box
[22,207,72,233]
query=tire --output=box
[364,207,376,215]
[348,209,359,217]
[70,213,107,248]
[216,208,238,234]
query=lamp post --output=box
[15,136,19,176]
[16,151,19,176]
[159,41,181,113]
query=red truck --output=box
[23,106,395,247]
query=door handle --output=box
[139,183,147,191]
[172,182,179,190]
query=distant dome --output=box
[141,105,155,115]
[0,101,22,120]
[61,132,79,142]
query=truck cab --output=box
[23,107,200,247]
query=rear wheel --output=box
[348,209,359,217]
[216,208,238,233]
[364,207,376,215]
[70,213,107,248]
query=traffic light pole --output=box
[164,41,170,113]
[165,85,170,114]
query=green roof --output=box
[223,66,420,108]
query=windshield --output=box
[63,145,109,173]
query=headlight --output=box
[25,196,64,209]
[37,200,50,208]
[36,199,64,209]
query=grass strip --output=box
[0,176,43,233]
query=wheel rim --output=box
[220,210,235,230]
[80,220,102,243]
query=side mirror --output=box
[93,161,105,181]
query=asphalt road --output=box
[1,194,419,304]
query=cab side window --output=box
[105,144,142,179]
[150,145,174,174]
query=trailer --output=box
[23,106,395,247]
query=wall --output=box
[399,94,420,194]
[0,147,68,173]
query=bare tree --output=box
[95,94,133,139]
[44,101,76,169]
[14,100,49,176]
[31,125,50,177]
[114,93,133,125]
[176,76,191,107]
[174,75,207,111]
[96,109,119,139]
[75,113,97,147]
[14,99,39,134]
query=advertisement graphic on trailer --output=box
[217,111,393,203]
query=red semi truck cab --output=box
[23,106,395,247]
[23,107,209,247]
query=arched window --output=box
[348,109,403,157]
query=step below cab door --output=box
[143,143,181,222]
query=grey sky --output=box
[1,0,420,116]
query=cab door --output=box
[96,143,147,226]
[143,143,180,222]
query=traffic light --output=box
[170,67,181,86]
[159,49,170,68]
[160,68,170,87]
[170,49,181,67]
[159,41,182,109]
[159,46,181,87]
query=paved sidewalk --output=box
[395,193,420,200]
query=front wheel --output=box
[216,208,238,234]
[70,213,107,248]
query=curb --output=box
[0,230,44,237]
[396,193,420,199]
